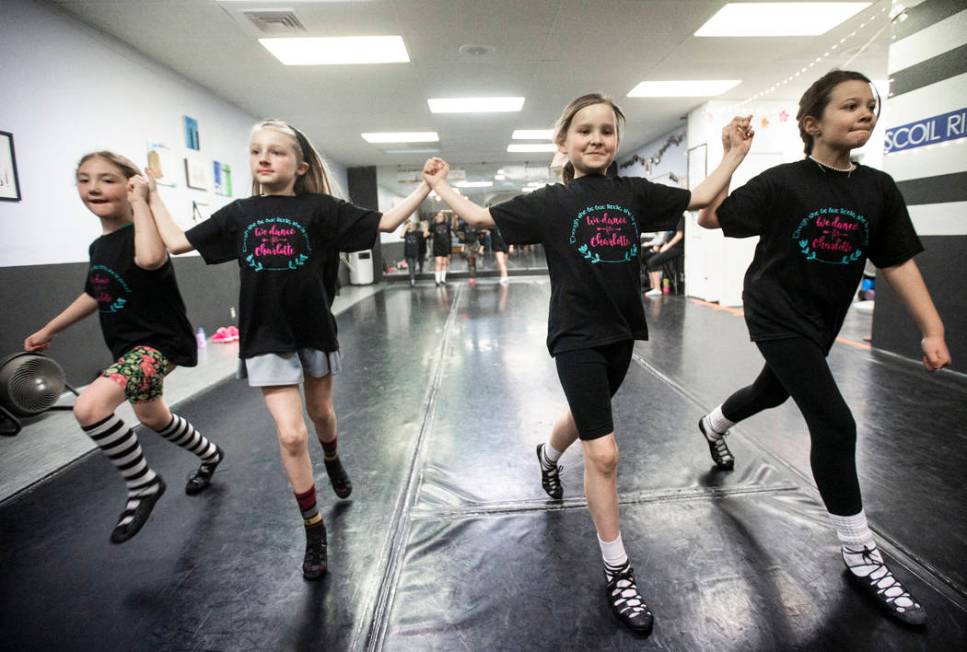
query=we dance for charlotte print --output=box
[242,217,312,272]
[792,207,869,265]
[88,264,131,313]
[569,203,639,264]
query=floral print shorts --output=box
[102,346,174,403]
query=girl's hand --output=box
[921,335,951,371]
[143,167,158,194]
[24,328,53,352]
[422,157,449,188]
[723,115,754,154]
[127,175,150,202]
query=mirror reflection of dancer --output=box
[25,152,225,544]
[431,210,452,286]
[403,220,424,287]
[697,71,950,626]
[422,94,751,634]
[489,225,510,285]
[149,119,438,580]
[455,217,482,286]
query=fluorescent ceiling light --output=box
[260,36,409,65]
[512,129,554,140]
[627,80,741,97]
[428,97,525,113]
[382,148,440,154]
[695,3,871,37]
[507,143,557,153]
[454,181,494,188]
[361,132,438,143]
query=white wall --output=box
[0,0,348,268]
[684,89,888,306]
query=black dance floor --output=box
[2,279,965,650]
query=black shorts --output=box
[433,240,450,257]
[554,340,634,440]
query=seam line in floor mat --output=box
[408,481,802,521]
[353,283,464,652]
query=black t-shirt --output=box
[490,174,690,354]
[432,221,451,249]
[84,224,196,367]
[186,193,380,358]
[718,159,923,350]
[403,230,422,258]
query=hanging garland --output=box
[619,132,685,171]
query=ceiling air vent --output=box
[244,10,306,34]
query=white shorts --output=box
[238,349,343,387]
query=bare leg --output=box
[261,385,314,493]
[582,434,620,541]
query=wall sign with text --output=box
[885,108,967,154]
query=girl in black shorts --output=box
[422,94,752,634]
[431,210,452,285]
[25,152,224,544]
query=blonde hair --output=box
[249,119,341,197]
[76,151,141,180]
[552,93,626,184]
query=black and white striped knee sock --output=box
[155,414,219,464]
[82,415,161,526]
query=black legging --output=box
[644,245,683,271]
[721,337,861,516]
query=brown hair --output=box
[76,151,141,179]
[796,70,878,155]
[250,119,340,196]
[553,93,626,184]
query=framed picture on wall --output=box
[213,161,233,197]
[185,156,209,190]
[687,144,707,191]
[146,143,178,187]
[0,131,22,201]
[184,115,200,150]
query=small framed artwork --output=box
[185,156,209,190]
[213,161,233,197]
[146,143,178,187]
[184,115,200,150]
[0,131,22,201]
[687,144,707,191]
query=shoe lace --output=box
[853,547,917,609]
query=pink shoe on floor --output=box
[227,326,239,342]
[211,327,233,343]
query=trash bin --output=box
[348,250,374,285]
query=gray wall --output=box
[0,260,238,385]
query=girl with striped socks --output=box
[24,152,224,544]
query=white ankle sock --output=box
[542,442,563,464]
[434,270,442,283]
[706,405,734,436]
[829,509,875,549]
[598,532,629,571]
[441,269,447,282]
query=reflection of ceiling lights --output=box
[382,148,440,154]
[428,97,525,113]
[362,132,438,143]
[512,129,554,140]
[507,143,557,153]
[627,80,741,97]
[695,2,870,37]
[260,36,409,65]
[454,181,494,188]
[495,174,506,181]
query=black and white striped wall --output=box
[872,0,967,373]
